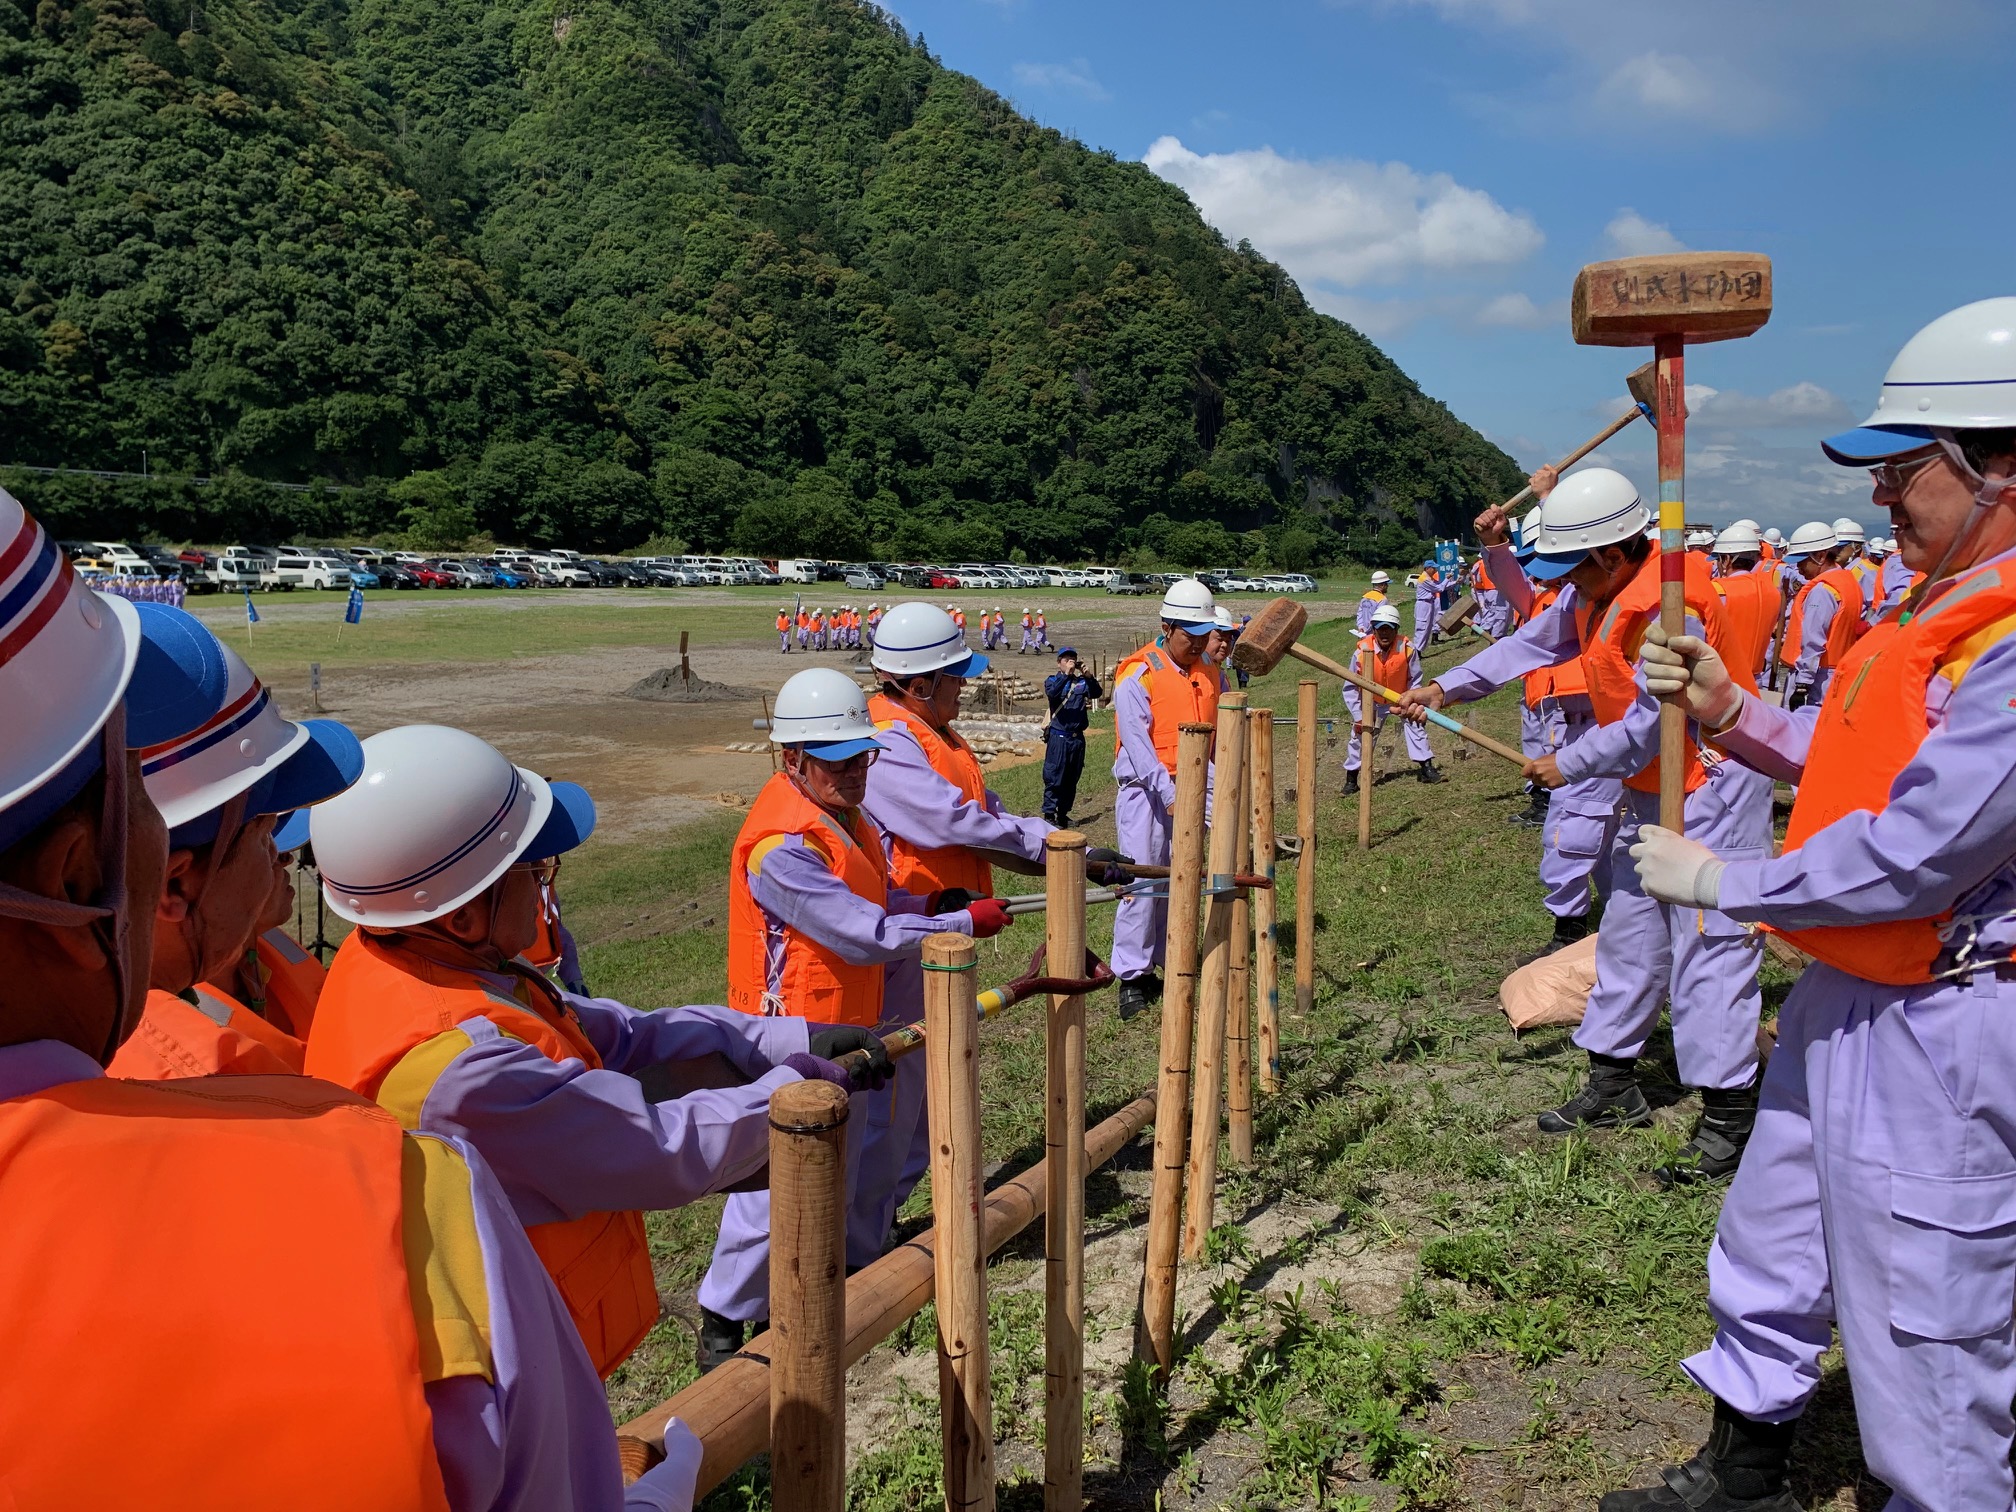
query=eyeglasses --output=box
[1870,450,1945,494]
[511,857,560,886]
[810,750,880,773]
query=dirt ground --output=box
[275,601,1160,842]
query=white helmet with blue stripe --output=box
[870,601,987,679]
[1527,468,1649,582]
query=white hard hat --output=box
[0,489,147,848]
[1823,296,2016,463]
[871,602,987,679]
[1369,570,1390,586]
[1713,523,1762,556]
[1158,577,1217,629]
[1528,468,1649,581]
[312,726,595,928]
[1763,526,1784,544]
[768,667,883,759]
[1211,605,1238,631]
[1685,525,1716,549]
[1369,603,1403,629]
[1731,518,1762,533]
[1783,521,1839,559]
[1830,517,1868,544]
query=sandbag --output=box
[1497,932,1599,1031]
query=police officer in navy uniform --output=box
[1041,646,1100,828]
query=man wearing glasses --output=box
[700,666,1013,1370]
[1611,298,2016,1512]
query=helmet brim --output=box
[1165,618,1215,634]
[271,808,310,854]
[946,651,988,678]
[800,735,884,760]
[1820,424,1938,466]
[171,719,364,849]
[526,779,596,858]
[1525,552,1586,582]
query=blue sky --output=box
[884,0,2013,534]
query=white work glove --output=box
[1640,623,1742,732]
[1630,824,1726,909]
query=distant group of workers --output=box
[778,603,879,653]
[78,570,189,606]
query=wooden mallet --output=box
[1497,360,1661,514]
[1571,251,1773,831]
[1230,598,1528,767]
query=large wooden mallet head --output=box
[1572,251,1772,347]
[1231,597,1307,678]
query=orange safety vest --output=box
[728,772,891,1027]
[1712,566,1783,694]
[254,926,327,1041]
[777,612,789,632]
[797,613,809,630]
[868,694,993,898]
[1111,641,1221,775]
[1352,633,1413,696]
[1779,567,1867,671]
[952,609,965,628]
[306,932,658,1378]
[1474,561,1495,593]
[110,985,306,1080]
[0,1074,454,1510]
[1574,545,1727,797]
[1767,558,2016,983]
[1022,613,1032,627]
[1521,586,1571,708]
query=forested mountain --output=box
[0,0,1524,562]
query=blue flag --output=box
[243,589,260,625]
[344,585,364,625]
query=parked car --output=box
[841,564,885,591]
[346,566,382,589]
[271,555,352,591]
[175,549,221,593]
[377,563,423,590]
[532,556,596,587]
[1106,573,1150,595]
[480,560,532,589]
[213,554,290,591]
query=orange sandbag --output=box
[1497,932,1599,1030]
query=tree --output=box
[733,471,871,559]
[1163,520,1236,568]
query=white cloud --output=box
[1687,382,1855,430]
[1010,59,1110,102]
[1602,209,1687,258]
[1475,291,1565,329]
[1143,136,1542,291]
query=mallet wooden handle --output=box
[1498,400,1650,513]
[1284,640,1528,766]
[830,950,1115,1077]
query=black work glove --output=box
[807,1026,894,1090]
[934,887,977,913]
[1085,847,1132,886]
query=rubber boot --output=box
[1598,1398,1803,1511]
[1345,767,1361,793]
[1118,979,1152,1022]
[697,1306,747,1374]
[1416,760,1444,784]
[1538,1052,1652,1135]
[1656,1085,1760,1189]
[1513,911,1590,968]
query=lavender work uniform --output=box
[1476,543,1620,922]
[1342,641,1432,767]
[1109,662,1213,981]
[859,726,1052,1226]
[698,840,974,1322]
[1438,576,1768,1068]
[1878,552,1914,615]
[1411,574,1441,651]
[1681,586,2016,1512]
[1355,592,1386,635]
[1791,574,1852,706]
[0,1040,702,1512]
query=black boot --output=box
[1513,911,1590,967]
[1345,768,1361,793]
[1118,979,1152,1022]
[1656,1085,1760,1188]
[1598,1398,1802,1511]
[697,1307,747,1374]
[1508,789,1551,828]
[1416,760,1444,784]
[1538,1052,1651,1134]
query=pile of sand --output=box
[623,667,765,703]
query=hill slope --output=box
[0,0,1522,557]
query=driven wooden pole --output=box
[1138,723,1212,1376]
[1355,700,1372,852]
[768,1079,850,1512]
[1043,831,1088,1512]
[1294,680,1317,1018]
[1225,717,1255,1168]
[1182,692,1249,1259]
[925,932,994,1512]
[1249,711,1281,1097]
[1654,332,1688,833]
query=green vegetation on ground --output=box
[3,0,1517,564]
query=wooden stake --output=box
[1181,692,1249,1259]
[1225,717,1255,1168]
[768,1079,849,1512]
[1294,681,1317,1019]
[680,628,691,686]
[1249,711,1281,1097]
[925,932,994,1512]
[1138,722,1213,1377]
[1043,831,1087,1512]
[1356,706,1373,852]
[1655,332,1688,834]
[619,1094,1159,1496]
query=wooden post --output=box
[1654,332,1688,834]
[1249,712,1281,1097]
[1356,704,1373,852]
[925,932,994,1512]
[680,629,691,686]
[768,1079,850,1512]
[1225,717,1255,1168]
[1043,831,1087,1512]
[1138,723,1212,1377]
[1294,681,1318,1018]
[1181,692,1249,1259]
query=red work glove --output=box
[965,897,1012,938]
